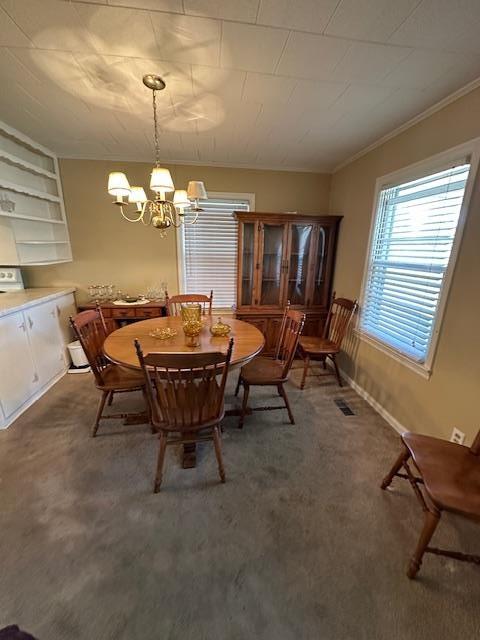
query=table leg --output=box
[124,412,149,425]
[182,443,197,468]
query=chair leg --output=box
[300,354,310,390]
[107,391,114,406]
[238,383,250,429]
[92,391,108,437]
[212,426,226,483]
[154,433,168,493]
[322,358,327,370]
[141,387,155,434]
[234,372,242,397]
[381,447,410,489]
[279,383,295,425]
[331,355,342,387]
[407,509,441,579]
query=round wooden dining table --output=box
[103,315,265,468]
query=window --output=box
[178,193,253,309]
[360,153,475,373]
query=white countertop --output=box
[0,287,76,318]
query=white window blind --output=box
[361,161,471,363]
[182,197,250,308]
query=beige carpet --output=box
[0,366,479,639]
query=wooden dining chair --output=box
[235,305,305,428]
[381,430,480,578]
[164,290,213,316]
[70,308,147,437]
[134,338,234,492]
[298,293,357,389]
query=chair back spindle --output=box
[274,304,305,379]
[323,292,358,349]
[69,308,109,386]
[135,339,233,432]
[164,291,213,317]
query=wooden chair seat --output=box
[235,306,305,427]
[135,340,234,492]
[299,294,357,389]
[70,307,148,437]
[382,429,480,578]
[98,365,145,392]
[298,336,338,355]
[403,432,480,519]
[240,356,285,385]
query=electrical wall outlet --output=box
[450,428,465,445]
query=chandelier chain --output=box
[152,89,160,167]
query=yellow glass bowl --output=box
[210,317,231,337]
[149,327,177,340]
[182,319,203,337]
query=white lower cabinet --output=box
[0,291,75,428]
[25,301,65,388]
[0,312,38,419]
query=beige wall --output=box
[24,159,330,301]
[23,86,480,443]
[329,86,480,444]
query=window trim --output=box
[176,191,255,308]
[357,138,480,379]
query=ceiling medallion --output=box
[106,74,207,236]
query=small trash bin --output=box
[67,340,89,367]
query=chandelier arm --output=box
[166,210,185,228]
[119,204,146,223]
[180,210,200,225]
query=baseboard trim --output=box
[339,367,407,436]
[0,368,68,430]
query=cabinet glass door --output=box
[259,223,286,307]
[287,224,313,306]
[240,222,255,306]
[312,226,329,306]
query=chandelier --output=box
[106,74,207,236]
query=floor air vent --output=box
[334,398,355,416]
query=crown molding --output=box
[59,153,332,175]
[333,75,480,173]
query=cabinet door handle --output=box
[28,316,33,329]
[32,372,39,383]
[19,321,26,332]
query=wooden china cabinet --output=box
[234,212,342,354]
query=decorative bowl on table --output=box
[124,295,140,303]
[149,327,177,340]
[182,319,203,347]
[210,317,231,337]
[181,303,202,323]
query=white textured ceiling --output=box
[1,0,480,171]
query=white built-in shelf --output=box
[19,259,71,265]
[0,120,72,266]
[0,212,65,224]
[0,149,57,180]
[0,178,60,203]
[16,240,69,245]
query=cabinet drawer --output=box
[111,308,137,319]
[136,307,161,318]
